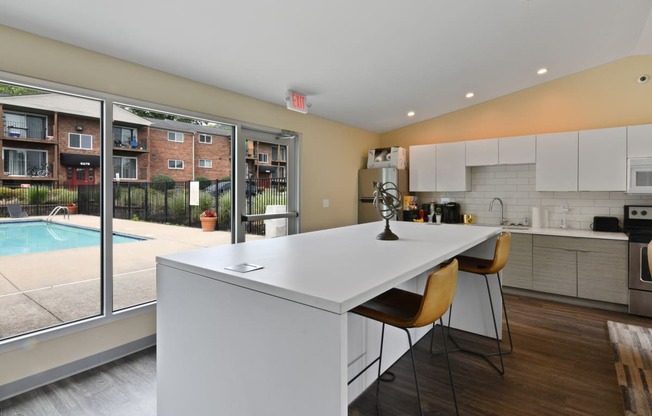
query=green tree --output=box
[0,83,43,96]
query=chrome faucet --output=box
[489,197,507,225]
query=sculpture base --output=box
[376,220,399,241]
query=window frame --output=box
[2,147,48,176]
[113,155,138,180]
[168,159,184,170]
[198,134,212,144]
[68,132,93,150]
[0,72,284,384]
[167,131,184,142]
[113,126,138,147]
[258,153,269,163]
[198,159,212,168]
[4,110,48,139]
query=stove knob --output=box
[643,210,648,216]
[632,210,638,216]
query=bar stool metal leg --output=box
[443,272,513,375]
[431,318,459,416]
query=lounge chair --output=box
[7,204,28,218]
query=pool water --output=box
[0,221,142,257]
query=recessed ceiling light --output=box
[407,111,415,117]
[537,68,548,75]
[637,74,650,84]
[465,92,475,99]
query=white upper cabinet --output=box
[628,124,652,158]
[466,139,498,166]
[409,144,437,191]
[578,127,626,191]
[437,142,470,191]
[536,132,579,191]
[499,135,536,164]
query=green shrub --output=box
[169,191,189,221]
[217,190,231,225]
[199,192,214,212]
[147,188,165,207]
[152,174,175,192]
[251,190,287,215]
[27,187,49,204]
[49,188,77,204]
[0,187,18,200]
[194,176,213,190]
[116,187,146,207]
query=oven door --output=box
[629,241,652,290]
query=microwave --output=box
[628,158,652,194]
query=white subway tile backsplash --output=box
[495,171,518,179]
[420,164,652,230]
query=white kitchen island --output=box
[156,221,502,416]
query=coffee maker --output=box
[442,202,461,223]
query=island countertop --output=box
[157,221,502,314]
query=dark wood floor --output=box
[1,294,650,416]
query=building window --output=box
[272,146,287,162]
[3,148,47,176]
[199,134,212,144]
[69,133,93,150]
[113,156,138,180]
[113,126,138,147]
[4,111,47,139]
[168,132,184,142]
[258,153,269,163]
[168,159,184,169]
[275,166,286,178]
[198,159,212,168]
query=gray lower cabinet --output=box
[502,234,533,289]
[577,241,628,304]
[504,234,627,305]
[533,246,577,296]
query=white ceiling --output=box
[1,0,651,133]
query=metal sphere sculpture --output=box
[373,181,403,240]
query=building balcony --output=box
[113,138,149,153]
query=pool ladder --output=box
[46,206,69,222]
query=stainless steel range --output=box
[624,205,652,317]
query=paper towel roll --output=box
[542,208,549,228]
[532,207,541,228]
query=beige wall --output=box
[380,55,652,147]
[0,25,378,388]
[0,25,380,233]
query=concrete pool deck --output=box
[0,215,263,339]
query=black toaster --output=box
[592,216,620,232]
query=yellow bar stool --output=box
[449,232,513,375]
[348,259,459,416]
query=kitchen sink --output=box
[502,225,531,230]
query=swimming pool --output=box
[0,221,143,257]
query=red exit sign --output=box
[286,90,308,114]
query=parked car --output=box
[206,181,259,197]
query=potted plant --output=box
[435,206,442,224]
[67,202,77,215]
[200,209,217,231]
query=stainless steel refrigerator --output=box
[358,168,408,224]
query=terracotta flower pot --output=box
[67,205,77,215]
[200,216,217,231]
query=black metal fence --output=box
[0,178,288,236]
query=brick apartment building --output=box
[0,93,236,188]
